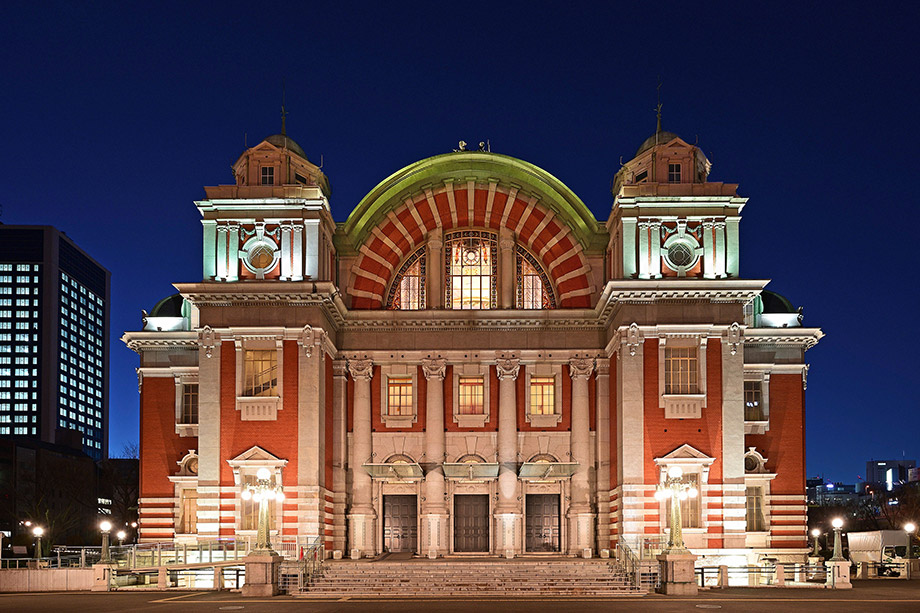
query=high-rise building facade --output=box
[125,130,822,567]
[0,226,110,459]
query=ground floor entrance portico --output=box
[453,494,490,553]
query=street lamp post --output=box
[905,522,916,561]
[654,465,698,553]
[830,517,844,562]
[241,467,285,554]
[116,530,126,547]
[99,520,112,563]
[32,526,44,561]
[811,528,821,557]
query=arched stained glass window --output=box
[516,246,555,309]
[387,248,426,310]
[446,231,497,310]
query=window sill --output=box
[236,396,281,421]
[744,420,770,435]
[175,423,199,437]
[526,413,562,428]
[661,394,705,419]
[453,413,488,428]
[382,414,416,428]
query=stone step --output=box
[300,589,643,598]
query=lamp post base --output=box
[825,560,852,589]
[656,551,698,595]
[242,551,283,597]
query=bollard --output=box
[774,563,785,586]
[504,549,514,560]
[582,548,592,559]
[718,565,728,588]
[599,549,610,559]
[157,566,168,589]
[350,548,361,560]
[213,566,224,590]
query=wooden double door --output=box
[525,494,561,552]
[453,494,490,552]
[383,495,418,553]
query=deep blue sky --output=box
[1,2,916,482]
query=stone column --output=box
[618,324,645,543]
[331,360,349,554]
[421,358,448,557]
[292,224,304,281]
[721,324,746,549]
[714,221,726,278]
[428,230,443,308]
[648,222,661,279]
[637,222,649,279]
[499,229,515,309]
[621,219,637,278]
[495,355,521,556]
[202,220,217,280]
[595,359,610,552]
[227,222,240,281]
[702,221,715,279]
[568,356,595,555]
[215,224,228,280]
[195,327,220,539]
[279,222,293,279]
[347,358,376,557]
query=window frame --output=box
[260,165,275,186]
[172,369,199,437]
[743,370,771,434]
[658,335,708,419]
[451,363,491,428]
[668,162,682,183]
[516,245,556,309]
[234,337,284,421]
[445,230,498,310]
[387,246,426,310]
[379,364,418,427]
[524,364,563,427]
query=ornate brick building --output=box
[123,129,822,566]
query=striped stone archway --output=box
[343,152,604,309]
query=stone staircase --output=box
[297,558,645,598]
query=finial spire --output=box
[655,76,663,134]
[281,79,288,136]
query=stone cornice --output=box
[744,328,824,351]
[121,331,198,353]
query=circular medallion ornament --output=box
[240,236,280,278]
[667,242,695,268]
[662,234,701,273]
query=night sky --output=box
[1,2,916,483]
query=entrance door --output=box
[525,494,560,552]
[453,494,490,552]
[383,495,418,553]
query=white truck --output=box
[847,530,908,576]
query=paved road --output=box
[2,581,919,612]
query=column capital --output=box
[569,356,595,380]
[332,359,348,379]
[298,325,326,358]
[595,359,610,376]
[421,358,447,381]
[495,356,520,381]
[347,358,374,381]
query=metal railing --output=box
[615,539,659,591]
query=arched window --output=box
[516,246,555,309]
[446,231,497,310]
[387,247,426,310]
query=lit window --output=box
[458,376,484,415]
[243,350,277,397]
[388,248,425,310]
[387,377,413,416]
[260,166,274,186]
[180,384,199,424]
[668,163,681,183]
[178,489,198,534]
[664,347,698,394]
[529,376,555,415]
[746,485,766,531]
[241,473,275,531]
[516,247,555,309]
[666,474,701,529]
[744,381,764,421]
[446,231,496,310]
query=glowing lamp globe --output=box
[100,520,112,532]
[117,530,126,540]
[654,489,665,501]
[276,491,285,502]
[257,467,271,480]
[678,491,688,501]
[241,489,252,500]
[667,466,683,479]
[811,528,821,538]
[688,487,698,498]
[832,518,843,529]
[32,526,44,537]
[905,523,916,534]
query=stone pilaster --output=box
[195,327,220,538]
[595,359,611,551]
[428,230,443,308]
[331,359,349,553]
[568,356,595,554]
[421,358,448,556]
[347,358,376,557]
[499,229,515,308]
[494,354,522,555]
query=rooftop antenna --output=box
[244,132,248,147]
[655,76,663,145]
[281,79,288,136]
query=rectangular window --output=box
[746,485,766,531]
[666,474,701,529]
[243,350,277,397]
[260,166,274,186]
[668,163,681,183]
[529,376,555,415]
[241,473,275,531]
[664,347,698,394]
[635,169,648,183]
[180,384,199,424]
[387,377,413,416]
[744,381,764,421]
[458,376,484,415]
[178,489,198,534]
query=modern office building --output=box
[0,225,110,460]
[866,459,916,491]
[125,127,822,567]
